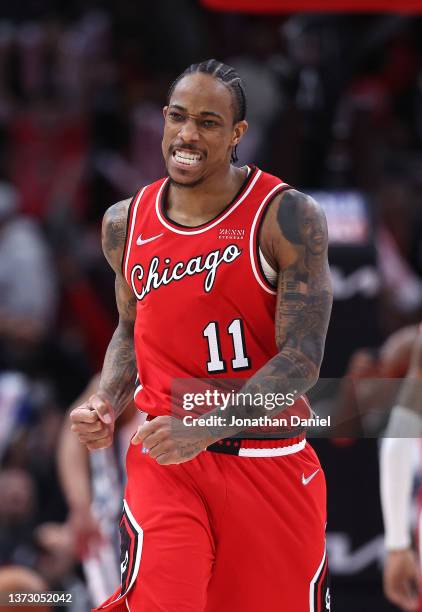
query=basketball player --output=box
[70,60,333,611]
[381,325,422,611]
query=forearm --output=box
[58,417,91,511]
[380,436,418,550]
[236,349,317,412]
[204,348,319,440]
[98,321,137,419]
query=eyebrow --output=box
[169,104,223,120]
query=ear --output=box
[163,106,168,119]
[231,120,248,147]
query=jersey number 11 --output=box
[203,319,251,373]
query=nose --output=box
[179,117,199,142]
[312,218,324,234]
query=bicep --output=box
[265,190,332,363]
[101,198,131,270]
[275,259,332,351]
[100,198,136,326]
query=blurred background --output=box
[0,0,422,610]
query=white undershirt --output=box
[241,165,278,286]
[380,407,422,550]
[259,248,277,286]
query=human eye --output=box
[202,119,218,128]
[168,111,185,122]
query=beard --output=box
[168,174,205,189]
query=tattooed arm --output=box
[98,199,138,415]
[221,188,332,424]
[380,329,422,610]
[70,199,138,450]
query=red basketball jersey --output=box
[122,165,310,422]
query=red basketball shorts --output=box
[94,437,330,612]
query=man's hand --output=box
[131,416,215,465]
[70,394,115,451]
[67,504,104,559]
[384,549,420,611]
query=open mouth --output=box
[172,149,203,167]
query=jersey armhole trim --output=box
[122,185,149,284]
[250,184,292,294]
[120,192,138,277]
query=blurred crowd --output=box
[0,1,422,608]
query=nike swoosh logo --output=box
[302,469,320,486]
[136,233,163,246]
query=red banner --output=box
[201,0,422,12]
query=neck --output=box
[166,165,248,227]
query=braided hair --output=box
[167,59,247,163]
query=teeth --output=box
[174,150,201,165]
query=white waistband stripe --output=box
[238,438,306,457]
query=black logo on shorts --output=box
[119,503,142,597]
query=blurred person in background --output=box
[0,468,37,567]
[0,181,57,372]
[380,325,422,611]
[308,324,420,611]
[33,522,90,612]
[311,325,418,438]
[376,174,422,333]
[0,437,91,609]
[0,371,68,529]
[226,18,282,164]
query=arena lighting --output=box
[201,0,422,12]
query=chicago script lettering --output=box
[131,244,241,300]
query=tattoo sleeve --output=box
[205,190,333,439]
[98,200,138,418]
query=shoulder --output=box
[260,188,328,269]
[102,198,132,270]
[269,188,323,226]
[103,197,132,228]
[276,189,326,241]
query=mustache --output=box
[170,144,206,156]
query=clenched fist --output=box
[70,394,115,451]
